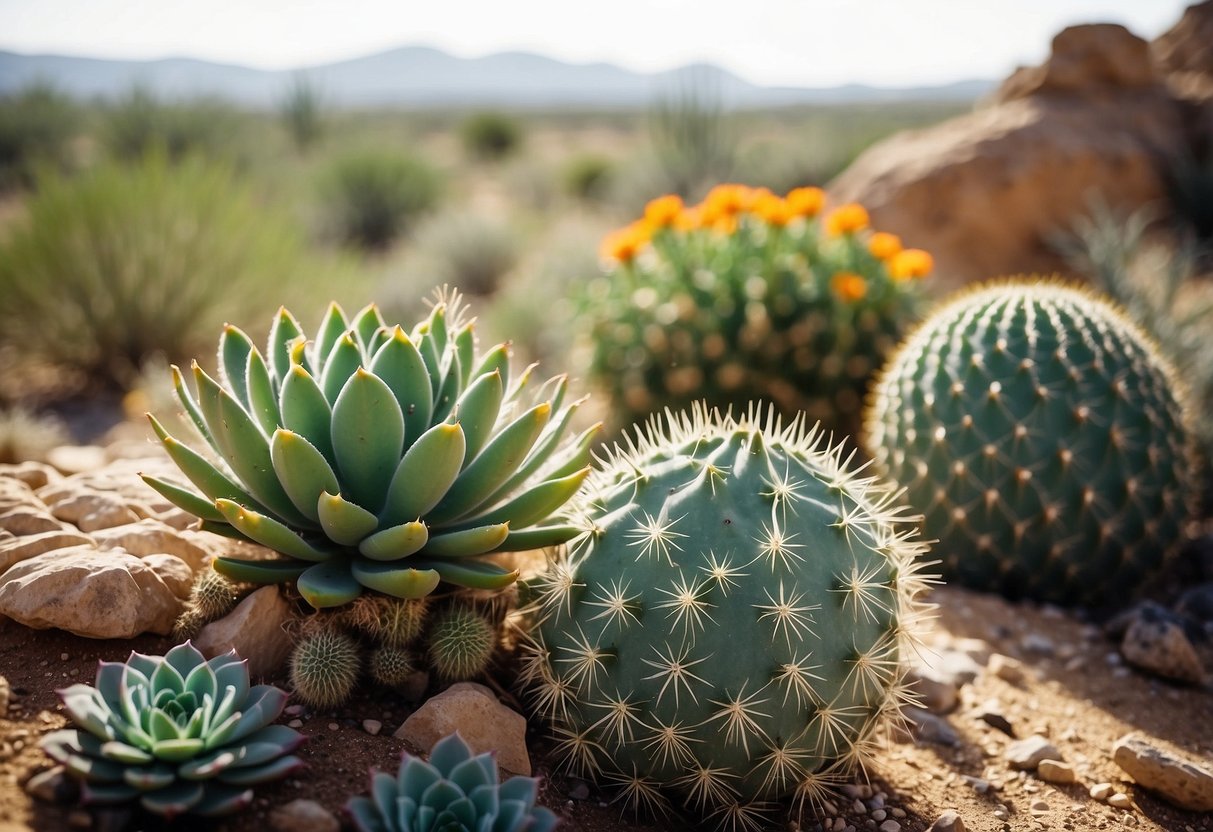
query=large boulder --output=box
[830,23,1188,286]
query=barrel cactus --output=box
[346,732,558,832]
[142,294,597,609]
[40,642,303,818]
[865,280,1195,605]
[580,187,932,436]
[524,405,931,828]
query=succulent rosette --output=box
[40,642,304,818]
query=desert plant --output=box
[0,406,68,464]
[290,624,362,708]
[525,405,931,828]
[103,86,244,162]
[461,111,523,161]
[578,187,932,435]
[865,280,1196,606]
[346,732,558,832]
[648,76,736,198]
[40,642,304,818]
[141,294,599,610]
[321,149,442,250]
[0,82,80,189]
[414,212,520,296]
[0,151,331,389]
[562,153,614,203]
[280,74,324,151]
[173,568,246,640]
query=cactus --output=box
[173,568,243,639]
[865,280,1196,605]
[141,292,598,611]
[289,625,361,708]
[579,188,932,436]
[346,732,558,832]
[345,594,430,648]
[428,605,497,681]
[41,642,303,818]
[369,646,416,687]
[525,405,931,828]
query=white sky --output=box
[0,0,1191,87]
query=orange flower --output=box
[868,231,903,261]
[824,203,870,236]
[674,206,703,232]
[702,184,749,224]
[889,248,934,280]
[785,186,825,218]
[754,191,792,227]
[644,194,684,229]
[600,222,651,264]
[831,271,868,302]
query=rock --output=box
[0,461,60,489]
[0,674,8,718]
[930,810,966,832]
[1021,633,1056,656]
[394,682,531,775]
[25,766,78,803]
[194,586,294,679]
[974,700,1016,737]
[0,530,94,572]
[1153,1,1213,83]
[906,664,959,713]
[268,799,339,832]
[141,554,194,599]
[1006,735,1063,770]
[899,706,960,746]
[1112,734,1213,811]
[988,653,1027,684]
[878,821,900,832]
[1037,759,1077,784]
[949,638,993,665]
[1107,792,1133,809]
[569,781,590,800]
[922,648,984,686]
[0,545,181,638]
[830,24,1185,287]
[0,507,65,536]
[48,491,139,532]
[46,445,108,475]
[1120,603,1206,684]
[363,719,382,736]
[1090,782,1115,801]
[89,519,212,571]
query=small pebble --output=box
[872,809,886,821]
[59,653,69,662]
[1037,759,1077,784]
[569,782,590,800]
[891,808,905,818]
[1030,799,1050,815]
[327,722,339,731]
[878,821,900,832]
[288,719,303,728]
[285,704,307,716]
[1108,793,1133,809]
[988,653,1026,684]
[1090,783,1114,801]
[362,719,382,736]
[992,806,1009,820]
[929,811,965,832]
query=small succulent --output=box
[40,642,303,818]
[347,732,557,832]
[142,293,598,610]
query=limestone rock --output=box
[1120,603,1206,684]
[906,664,960,713]
[142,554,194,599]
[395,682,531,775]
[1153,1,1213,82]
[996,24,1157,102]
[0,461,60,490]
[1006,734,1063,770]
[48,491,139,532]
[1037,759,1078,784]
[1113,734,1213,812]
[930,811,966,832]
[194,586,294,679]
[268,799,339,832]
[89,519,212,571]
[0,506,65,536]
[45,445,107,475]
[0,545,181,637]
[0,530,94,572]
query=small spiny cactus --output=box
[865,280,1196,605]
[370,646,416,687]
[346,594,430,648]
[428,606,496,682]
[172,567,242,639]
[289,625,361,708]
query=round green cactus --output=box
[865,280,1195,605]
[369,646,416,687]
[142,293,599,610]
[289,626,361,708]
[41,642,303,818]
[428,606,497,681]
[525,405,931,828]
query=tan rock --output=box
[0,530,95,572]
[1007,735,1063,770]
[45,445,107,475]
[90,519,212,571]
[0,545,181,638]
[394,682,531,775]
[1153,1,1213,80]
[1037,759,1077,784]
[1121,610,1206,685]
[995,24,1156,102]
[0,507,67,536]
[142,554,194,599]
[0,462,60,489]
[988,653,1027,685]
[48,491,140,532]
[1113,734,1213,812]
[194,586,294,679]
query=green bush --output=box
[413,212,519,296]
[561,153,614,202]
[320,149,442,250]
[460,111,522,160]
[0,83,80,189]
[103,86,246,162]
[647,78,736,198]
[280,74,324,151]
[0,152,336,388]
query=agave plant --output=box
[40,642,304,818]
[347,732,558,832]
[141,295,597,609]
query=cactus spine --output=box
[525,405,931,828]
[865,280,1195,605]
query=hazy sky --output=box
[0,0,1191,87]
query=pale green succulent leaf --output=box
[245,347,281,437]
[430,350,464,424]
[320,332,363,404]
[215,499,333,562]
[218,325,255,409]
[217,755,302,785]
[370,771,399,823]
[122,764,175,791]
[359,520,429,561]
[317,491,379,545]
[456,467,589,531]
[151,737,206,762]
[98,741,153,765]
[212,556,309,585]
[380,423,466,529]
[331,369,405,511]
[297,560,363,608]
[280,365,335,463]
[495,523,582,552]
[147,415,264,513]
[454,323,476,388]
[421,523,510,559]
[350,559,441,599]
[409,557,517,590]
[270,429,340,522]
[139,474,225,522]
[451,369,503,465]
[266,306,305,386]
[169,364,220,455]
[352,303,387,350]
[313,302,350,372]
[369,326,434,449]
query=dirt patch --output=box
[2,585,1211,832]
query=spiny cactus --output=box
[289,625,361,708]
[524,405,931,829]
[865,280,1196,605]
[580,188,932,436]
[142,292,598,610]
[369,646,416,687]
[346,732,558,832]
[345,594,430,648]
[173,567,243,639]
[41,642,303,818]
[428,605,497,681]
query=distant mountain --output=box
[0,45,994,108]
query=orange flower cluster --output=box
[824,203,870,236]
[599,222,651,264]
[831,271,868,302]
[890,248,934,280]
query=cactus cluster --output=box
[865,280,1195,605]
[142,294,596,609]
[41,642,303,818]
[173,567,246,640]
[346,732,558,832]
[578,187,932,435]
[524,405,931,829]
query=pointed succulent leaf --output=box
[266,307,305,386]
[350,559,441,599]
[147,415,264,512]
[151,737,206,761]
[481,400,588,505]
[321,332,363,404]
[212,556,309,585]
[280,365,336,462]
[164,641,205,681]
[178,748,238,779]
[408,557,518,590]
[331,369,405,511]
[245,347,281,437]
[215,500,333,562]
[452,370,504,465]
[369,327,434,448]
[232,724,306,757]
[468,783,499,823]
[122,764,176,791]
[270,429,339,523]
[139,779,206,818]
[297,560,363,608]
[448,755,495,795]
[170,365,220,455]
[60,746,129,782]
[191,784,256,817]
[139,474,225,522]
[347,796,389,832]
[380,422,466,528]
[150,658,186,695]
[317,491,379,545]
[498,775,540,807]
[226,686,290,743]
[455,468,589,531]
[313,302,351,371]
[218,325,256,408]
[371,770,399,823]
[420,779,464,814]
[471,343,511,392]
[359,520,429,561]
[421,523,510,559]
[216,755,303,785]
[400,754,443,795]
[98,740,154,765]
[352,303,387,349]
[454,324,476,388]
[430,350,464,424]
[94,662,126,711]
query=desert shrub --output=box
[0,152,334,388]
[0,83,80,189]
[412,212,519,296]
[460,111,522,160]
[280,73,324,151]
[103,86,245,162]
[561,153,614,202]
[647,77,736,198]
[320,149,442,250]
[0,407,68,464]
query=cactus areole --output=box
[866,281,1195,606]
[527,405,931,826]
